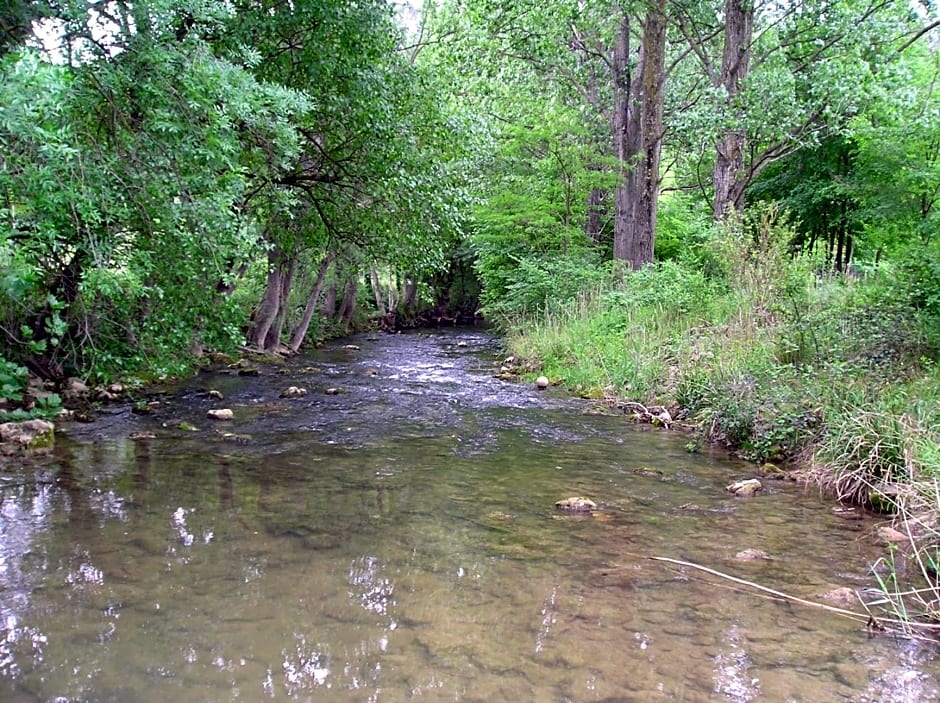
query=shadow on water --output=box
[0,329,937,701]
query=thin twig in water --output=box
[649,555,940,642]
[649,556,868,621]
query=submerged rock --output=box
[555,496,597,512]
[734,548,770,561]
[726,478,762,497]
[876,525,909,546]
[130,431,157,441]
[165,418,200,431]
[823,587,858,605]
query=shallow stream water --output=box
[0,329,937,702]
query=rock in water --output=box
[207,408,234,421]
[555,496,597,512]
[726,478,762,497]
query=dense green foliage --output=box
[0,0,478,401]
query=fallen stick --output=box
[649,555,940,642]
[649,555,869,622]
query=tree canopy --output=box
[0,0,938,399]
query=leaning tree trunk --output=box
[611,4,667,268]
[712,0,755,220]
[289,252,335,352]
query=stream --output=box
[0,329,937,702]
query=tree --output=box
[612,2,668,266]
[430,0,671,270]
[223,0,473,350]
[0,1,304,378]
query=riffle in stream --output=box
[0,329,937,702]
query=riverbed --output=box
[0,329,936,701]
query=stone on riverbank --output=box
[876,525,909,546]
[0,419,55,456]
[535,376,550,389]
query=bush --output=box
[481,252,613,325]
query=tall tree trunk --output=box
[322,281,338,318]
[612,4,667,268]
[585,186,607,244]
[337,271,358,332]
[370,265,387,316]
[264,257,295,351]
[248,248,288,350]
[402,275,418,314]
[289,252,335,352]
[713,0,755,220]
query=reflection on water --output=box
[712,623,759,702]
[0,329,937,701]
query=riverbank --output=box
[494,226,940,634]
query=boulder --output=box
[535,376,550,389]
[207,408,234,421]
[280,386,308,398]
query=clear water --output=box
[0,330,937,702]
